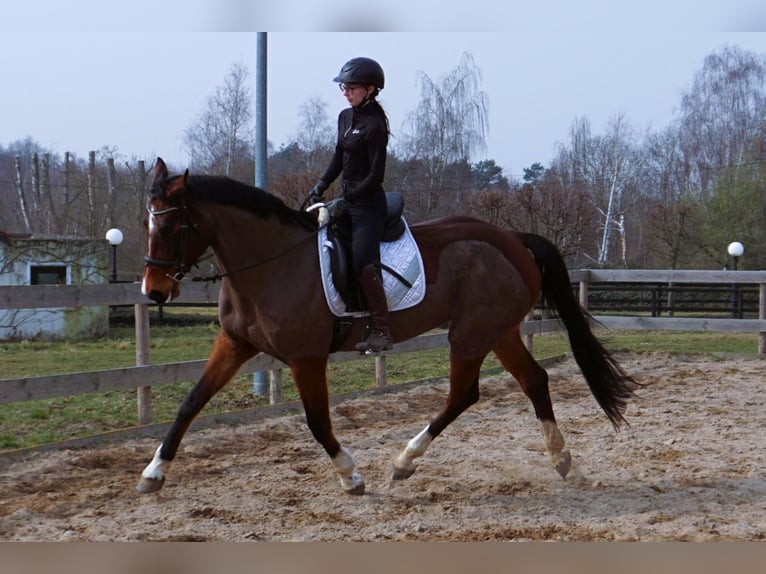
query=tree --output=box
[293,97,334,173]
[551,114,646,266]
[468,188,512,227]
[677,45,766,198]
[593,114,646,266]
[640,126,703,268]
[183,61,254,179]
[523,162,546,185]
[399,51,489,215]
[698,154,766,270]
[511,163,596,263]
[473,159,508,191]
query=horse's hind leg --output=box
[290,358,365,495]
[392,354,484,480]
[493,328,572,479]
[137,331,256,494]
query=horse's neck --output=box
[200,204,314,278]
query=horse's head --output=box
[142,158,210,303]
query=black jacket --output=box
[319,101,388,204]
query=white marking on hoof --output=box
[332,446,365,495]
[137,444,170,494]
[392,425,433,479]
[539,420,571,479]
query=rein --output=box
[191,227,322,283]
[146,201,324,284]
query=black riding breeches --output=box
[347,202,386,277]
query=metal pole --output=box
[110,244,118,283]
[253,32,269,397]
[254,32,267,190]
[731,256,739,319]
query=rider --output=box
[309,56,393,353]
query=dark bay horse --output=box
[137,158,635,495]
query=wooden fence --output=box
[1,269,764,427]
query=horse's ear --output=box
[165,169,190,201]
[151,157,168,186]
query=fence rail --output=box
[1,270,765,426]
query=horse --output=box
[137,158,636,495]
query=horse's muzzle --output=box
[146,289,168,304]
[141,269,180,303]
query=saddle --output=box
[326,191,406,310]
[318,191,425,352]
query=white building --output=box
[0,233,109,340]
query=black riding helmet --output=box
[333,57,385,89]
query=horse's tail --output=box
[518,232,636,428]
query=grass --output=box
[0,307,761,451]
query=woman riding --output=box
[309,56,393,353]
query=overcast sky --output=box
[2,2,765,179]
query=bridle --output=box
[143,203,201,284]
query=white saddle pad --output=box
[317,219,426,318]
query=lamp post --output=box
[105,228,124,283]
[727,241,744,318]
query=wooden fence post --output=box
[86,151,96,233]
[667,281,675,317]
[14,155,32,232]
[579,277,589,310]
[524,310,535,354]
[269,370,282,404]
[760,283,765,356]
[106,157,116,230]
[375,356,387,387]
[135,303,152,424]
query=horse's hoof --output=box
[340,470,365,495]
[391,464,415,481]
[553,450,572,479]
[136,476,165,494]
[345,482,366,496]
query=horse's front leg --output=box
[137,331,256,493]
[291,358,365,495]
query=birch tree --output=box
[400,51,489,216]
[552,114,645,266]
[183,61,254,179]
[293,97,334,173]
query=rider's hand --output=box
[309,182,326,205]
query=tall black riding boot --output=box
[355,264,393,353]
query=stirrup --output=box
[355,329,393,353]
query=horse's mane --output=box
[181,174,317,231]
